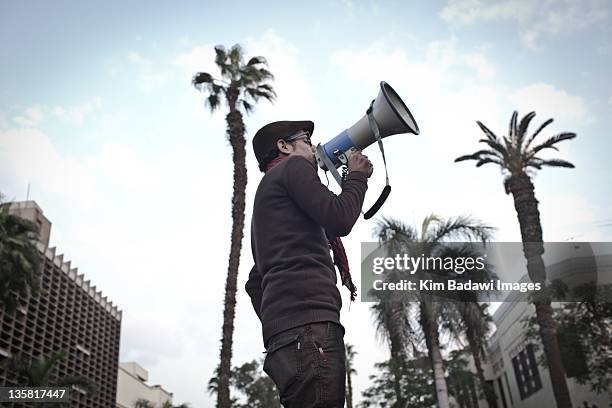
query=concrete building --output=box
[116,362,173,408]
[0,201,122,407]
[480,249,612,408]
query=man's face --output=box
[277,132,316,165]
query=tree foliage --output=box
[359,351,480,408]
[2,351,97,407]
[455,110,575,193]
[192,44,276,115]
[359,356,436,408]
[0,197,43,313]
[208,359,280,408]
[523,283,612,394]
[371,215,494,407]
[192,43,276,408]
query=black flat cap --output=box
[252,120,314,164]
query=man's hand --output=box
[347,148,373,178]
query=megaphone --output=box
[315,81,419,219]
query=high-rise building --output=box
[0,201,122,407]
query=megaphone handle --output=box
[366,101,390,186]
[364,185,391,220]
[362,100,392,220]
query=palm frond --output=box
[374,217,418,246]
[206,93,221,112]
[454,154,478,163]
[214,45,230,76]
[528,132,576,156]
[508,110,518,141]
[517,111,536,148]
[228,44,243,68]
[239,67,274,88]
[525,158,543,170]
[241,100,253,113]
[453,149,501,163]
[421,214,442,241]
[476,120,498,142]
[539,159,575,168]
[245,86,276,103]
[429,215,495,244]
[256,83,275,93]
[502,135,512,153]
[247,56,267,66]
[192,72,227,113]
[523,117,553,151]
[191,72,213,87]
[476,157,503,167]
[478,139,509,160]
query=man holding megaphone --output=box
[246,82,419,407]
[245,120,372,407]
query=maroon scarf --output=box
[266,155,357,301]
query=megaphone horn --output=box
[315,81,419,219]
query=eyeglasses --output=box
[286,131,312,146]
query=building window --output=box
[512,344,542,399]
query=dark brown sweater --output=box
[245,155,368,346]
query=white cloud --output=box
[440,0,609,49]
[426,37,496,80]
[608,95,612,105]
[13,107,44,127]
[9,99,103,128]
[539,194,609,241]
[90,142,158,191]
[440,0,535,25]
[127,51,171,92]
[121,314,184,367]
[0,128,98,207]
[245,30,318,120]
[329,38,501,161]
[178,35,194,47]
[509,83,589,123]
[173,44,219,78]
[53,97,103,126]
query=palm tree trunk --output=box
[346,369,353,408]
[508,173,572,408]
[421,302,450,408]
[468,336,496,407]
[386,301,407,408]
[216,91,247,408]
[459,303,497,407]
[389,344,405,408]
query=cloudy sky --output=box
[1,0,611,406]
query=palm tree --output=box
[192,44,275,408]
[161,401,190,408]
[374,215,494,408]
[0,198,42,313]
[345,343,357,408]
[369,288,414,407]
[134,399,155,408]
[453,302,496,407]
[455,110,576,408]
[3,351,96,407]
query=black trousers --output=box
[263,321,346,408]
